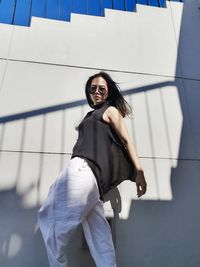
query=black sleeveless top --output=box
[71,102,136,201]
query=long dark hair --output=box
[85,72,132,117]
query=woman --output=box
[38,72,147,267]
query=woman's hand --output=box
[135,170,147,198]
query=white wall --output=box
[0,1,200,266]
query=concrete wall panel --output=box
[116,159,200,267]
[0,63,184,160]
[0,59,7,91]
[68,6,179,76]
[183,79,200,159]
[170,1,200,80]
[9,17,71,64]
[0,61,88,117]
[0,23,13,58]
[8,4,180,77]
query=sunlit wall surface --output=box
[1,0,200,267]
[0,0,184,26]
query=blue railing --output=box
[0,0,184,27]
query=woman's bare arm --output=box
[103,106,147,197]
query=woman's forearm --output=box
[126,141,143,172]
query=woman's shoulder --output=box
[106,106,118,113]
[104,105,121,118]
[102,105,121,124]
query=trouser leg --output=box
[38,157,101,267]
[82,200,117,267]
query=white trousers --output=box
[38,157,116,267]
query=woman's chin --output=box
[94,99,103,105]
[93,100,106,108]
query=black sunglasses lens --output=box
[99,88,106,95]
[89,86,106,95]
[89,87,96,94]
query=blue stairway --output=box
[0,0,185,27]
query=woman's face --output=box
[89,76,109,106]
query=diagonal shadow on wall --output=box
[0,79,178,267]
[115,2,200,267]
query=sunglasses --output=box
[89,85,107,96]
